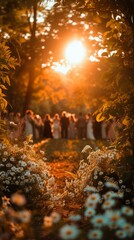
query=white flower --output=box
[2,144,7,149]
[19,161,27,167]
[81,145,92,153]
[15,181,19,185]
[2,158,7,162]
[0,164,4,167]
[11,166,17,172]
[17,167,23,173]
[10,157,15,162]
[25,171,31,177]
[51,212,61,223]
[18,210,31,223]
[6,163,12,168]
[20,176,25,180]
[59,224,80,240]
[3,151,8,156]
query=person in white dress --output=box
[23,110,34,138]
[52,114,61,139]
[86,113,95,140]
[68,114,76,139]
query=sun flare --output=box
[65,40,86,65]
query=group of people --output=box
[2,110,122,142]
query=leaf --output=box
[122,117,129,126]
[96,112,105,122]
[0,98,7,111]
[0,84,7,90]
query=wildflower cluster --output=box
[61,146,126,201]
[58,176,134,240]
[0,193,34,239]
[0,141,55,207]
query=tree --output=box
[81,0,134,153]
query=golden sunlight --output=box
[51,62,71,75]
[65,40,86,65]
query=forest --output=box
[0,0,134,239]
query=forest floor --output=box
[37,138,108,216]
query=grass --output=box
[40,138,108,161]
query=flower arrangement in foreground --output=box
[0,140,57,211]
[1,174,134,240]
[0,142,134,239]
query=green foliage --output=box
[0,37,17,139]
[88,0,134,150]
[0,38,17,111]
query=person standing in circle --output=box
[76,112,86,139]
[43,114,53,138]
[60,111,69,139]
[68,114,76,139]
[86,113,95,140]
[53,113,61,139]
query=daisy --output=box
[105,181,119,190]
[86,193,101,204]
[105,210,121,228]
[18,210,31,223]
[113,191,124,198]
[122,223,134,237]
[59,224,80,240]
[51,211,61,223]
[88,229,103,239]
[103,191,115,199]
[102,199,116,209]
[115,229,127,239]
[84,207,96,218]
[121,206,134,217]
[91,214,107,228]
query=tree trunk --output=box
[23,65,34,114]
[23,1,37,114]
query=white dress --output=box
[24,115,33,137]
[87,119,95,140]
[53,119,61,139]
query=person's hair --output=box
[70,114,75,121]
[45,113,51,120]
[54,113,60,119]
[62,111,66,117]
[25,110,33,115]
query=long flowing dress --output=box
[68,120,75,139]
[53,119,61,139]
[43,120,52,138]
[87,119,95,140]
[24,115,34,138]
